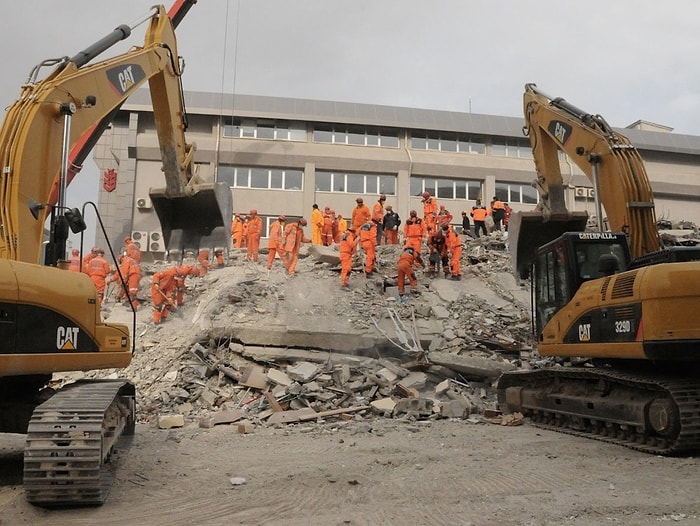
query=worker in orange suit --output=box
[335,214,347,243]
[82,246,100,273]
[123,236,141,263]
[372,194,386,245]
[339,226,359,288]
[214,248,225,267]
[281,218,310,275]
[86,248,111,306]
[321,206,335,246]
[397,246,424,300]
[351,197,371,230]
[382,205,401,245]
[150,265,179,324]
[490,196,506,231]
[174,265,199,306]
[245,209,263,262]
[422,191,439,235]
[359,219,378,276]
[470,205,488,238]
[267,215,286,270]
[68,248,81,272]
[231,213,244,248]
[107,253,141,310]
[437,205,453,229]
[427,228,449,278]
[311,204,324,245]
[403,210,426,255]
[196,249,211,276]
[443,223,463,280]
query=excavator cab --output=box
[532,232,630,333]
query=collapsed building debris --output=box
[67,231,538,432]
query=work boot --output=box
[451,275,461,281]
[152,309,162,324]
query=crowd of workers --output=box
[73,192,509,324]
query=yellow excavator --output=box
[0,2,230,505]
[498,84,700,454]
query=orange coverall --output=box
[245,215,264,261]
[339,230,359,287]
[175,266,199,306]
[109,254,141,310]
[372,201,385,245]
[266,219,285,270]
[397,248,424,295]
[321,210,335,246]
[403,217,426,254]
[197,249,211,276]
[423,197,438,234]
[427,230,449,276]
[231,215,244,247]
[68,250,81,272]
[351,203,371,230]
[151,266,178,324]
[281,222,310,275]
[87,254,111,305]
[444,226,463,278]
[359,221,377,274]
[311,207,324,245]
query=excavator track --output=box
[497,368,700,455]
[23,379,135,506]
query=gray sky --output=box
[2,0,699,234]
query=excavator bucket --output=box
[149,182,232,255]
[509,210,589,279]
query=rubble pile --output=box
[85,231,535,431]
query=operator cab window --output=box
[575,242,628,281]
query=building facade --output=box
[92,89,700,257]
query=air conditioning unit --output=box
[587,188,596,198]
[149,231,165,252]
[574,187,587,198]
[136,196,152,209]
[130,231,148,251]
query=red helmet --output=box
[72,248,79,256]
[250,209,257,215]
[422,191,430,199]
[410,210,417,217]
[278,215,286,221]
[356,197,363,204]
[379,194,386,200]
[299,218,307,226]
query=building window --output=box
[411,131,486,154]
[218,165,303,191]
[491,137,533,159]
[312,124,399,147]
[411,176,482,201]
[495,182,538,204]
[316,171,397,195]
[223,118,306,141]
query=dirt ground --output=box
[2,418,700,526]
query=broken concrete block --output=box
[239,365,268,389]
[394,397,434,417]
[441,399,470,419]
[377,367,398,383]
[267,367,293,386]
[431,305,451,319]
[237,421,255,434]
[158,414,185,429]
[199,409,246,428]
[435,379,450,394]
[287,361,320,383]
[398,371,427,390]
[370,397,396,414]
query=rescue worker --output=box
[461,210,473,238]
[82,246,100,273]
[267,215,286,270]
[150,265,179,324]
[403,210,425,254]
[123,236,141,263]
[426,228,449,278]
[437,205,453,229]
[86,248,111,306]
[107,252,141,310]
[397,245,424,300]
[321,206,335,246]
[351,197,371,230]
[311,204,324,245]
[174,265,199,306]
[240,215,249,249]
[281,218,310,275]
[372,194,386,245]
[421,191,438,235]
[382,205,401,245]
[359,219,377,276]
[339,226,359,288]
[336,214,348,242]
[245,209,263,261]
[231,213,244,248]
[197,249,211,276]
[471,205,488,238]
[443,223,463,280]
[491,196,506,231]
[503,202,512,231]
[214,248,225,267]
[68,248,81,272]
